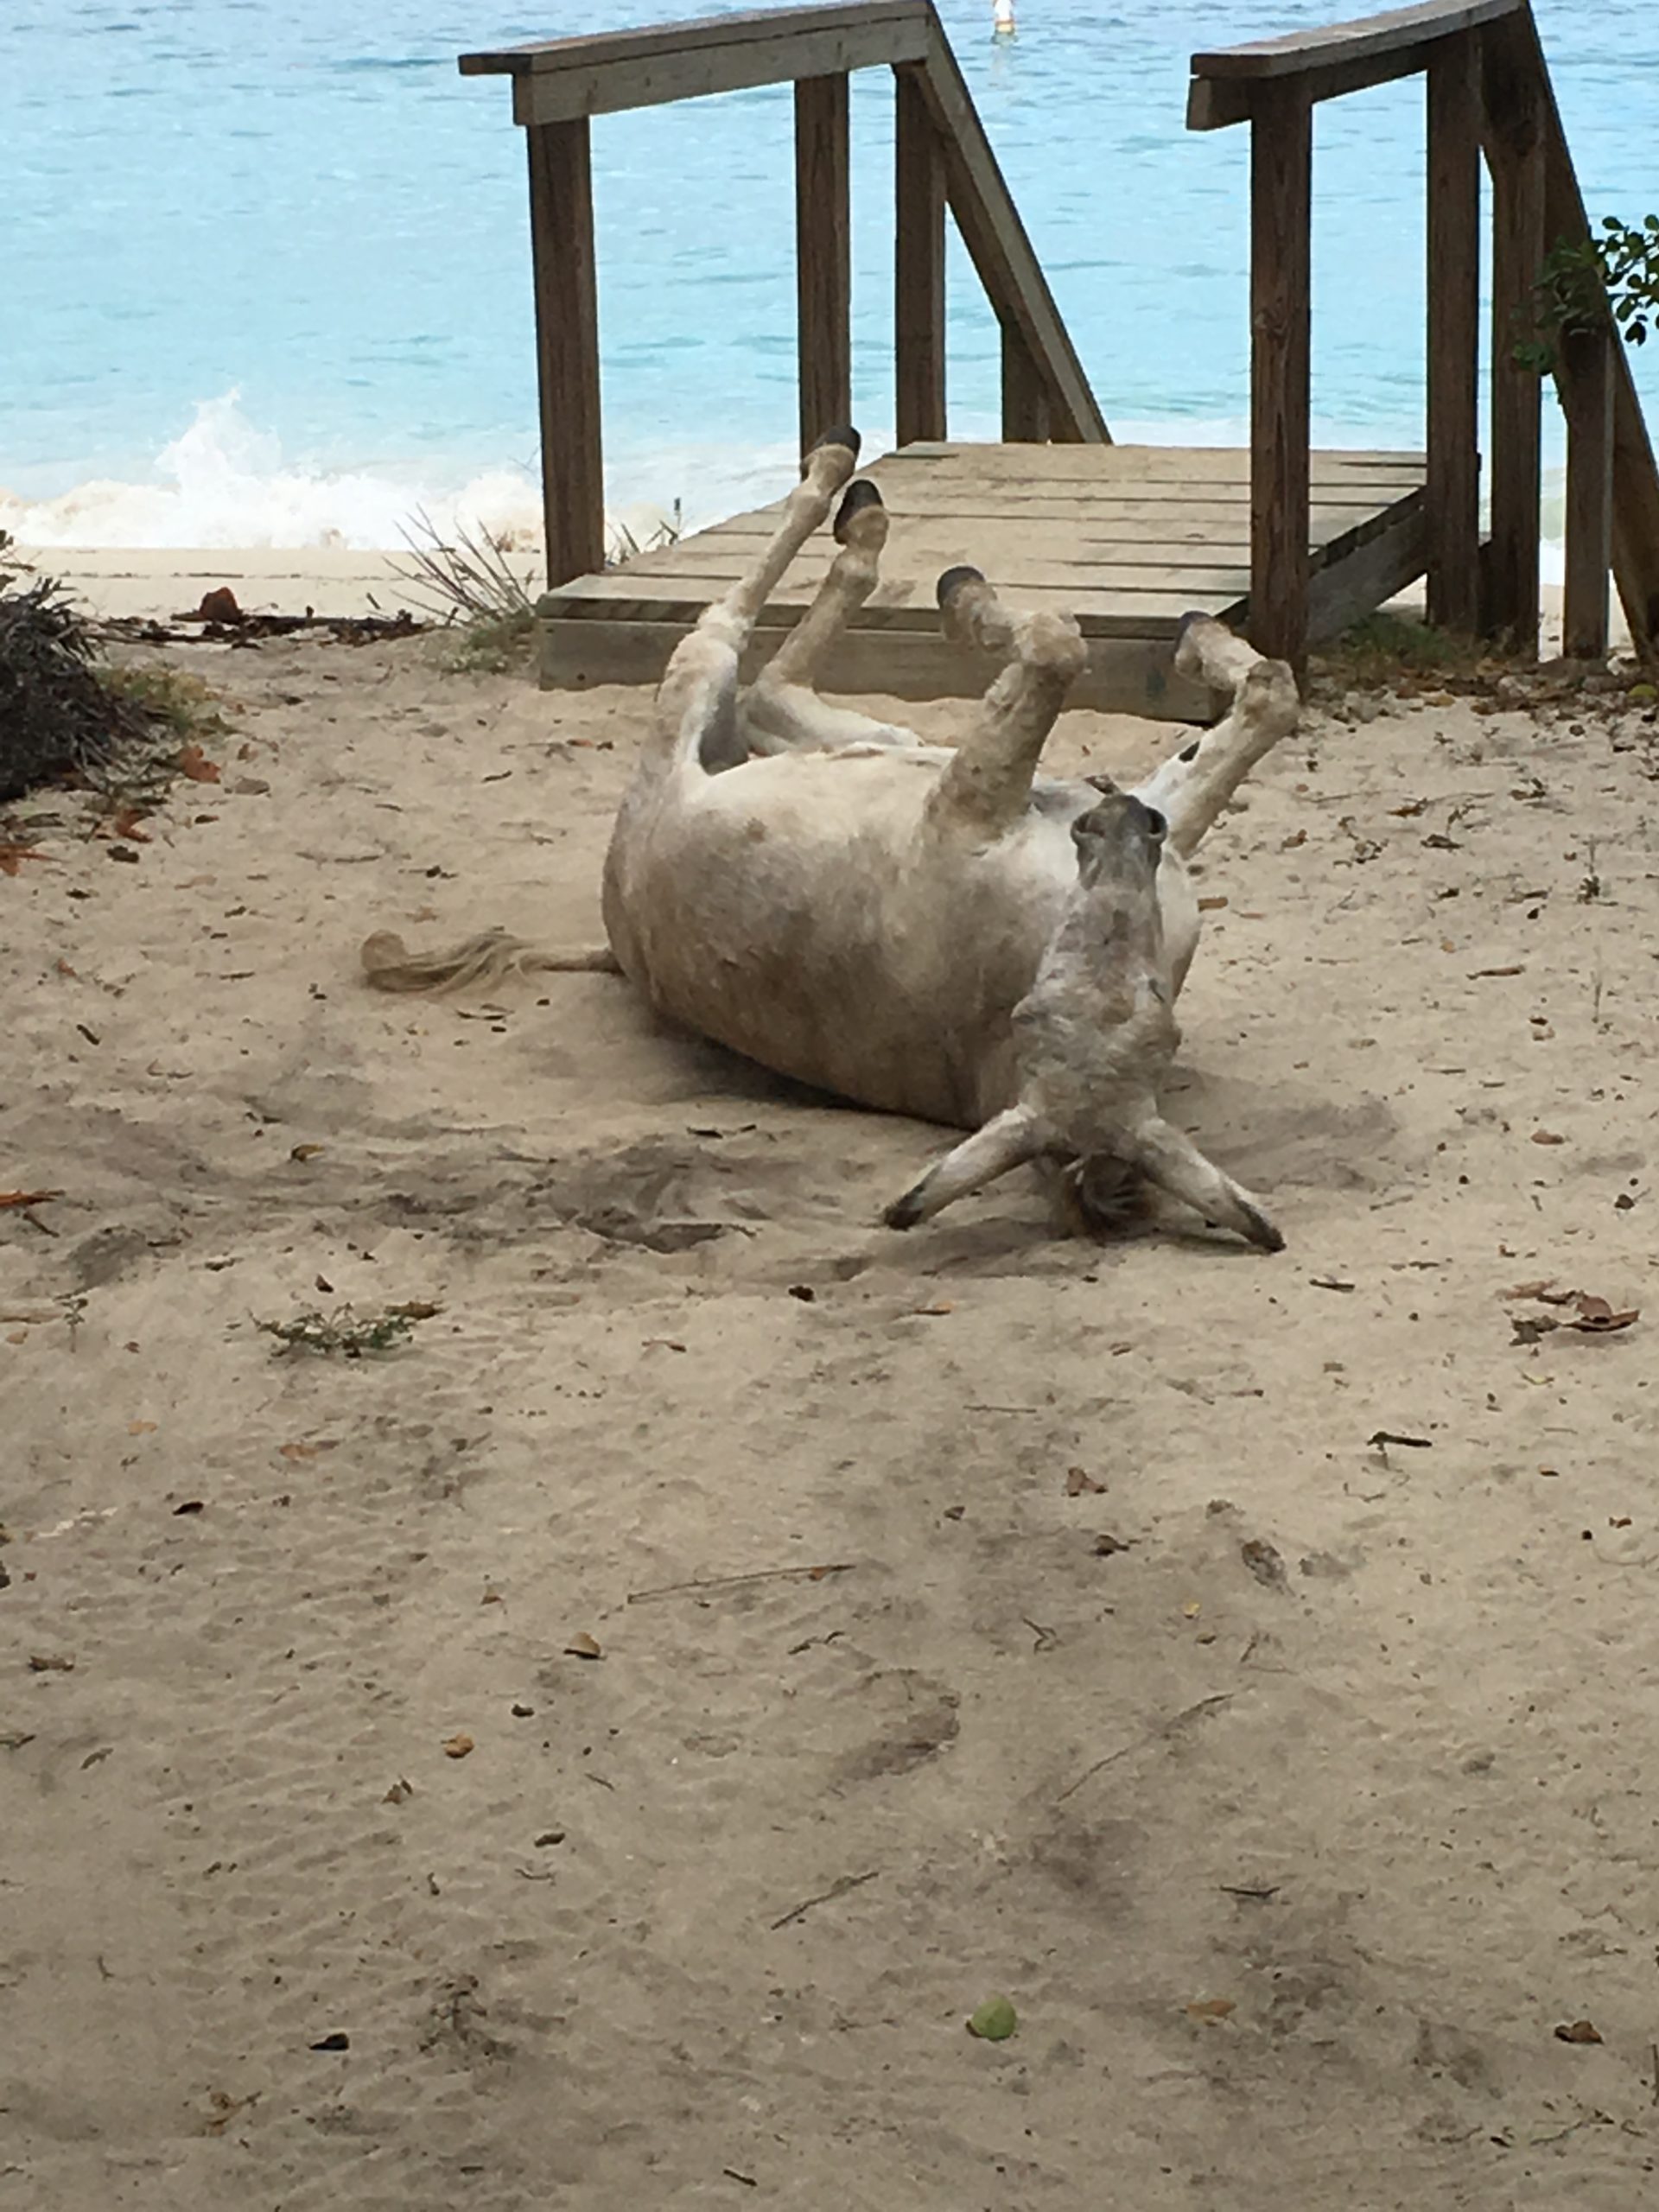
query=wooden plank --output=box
[1192,0,1521,81]
[795,75,852,453]
[526,120,605,589]
[463,0,929,74]
[703,503,1407,539]
[607,552,1258,594]
[912,23,1108,443]
[1560,325,1614,660]
[893,67,946,445]
[538,613,1217,720]
[1306,502,1428,641]
[544,572,1242,633]
[637,488,1419,581]
[883,442,1423,479]
[1424,32,1482,632]
[1249,80,1313,668]
[1483,28,1544,650]
[1001,328,1052,442]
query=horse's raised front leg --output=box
[1132,614,1299,858]
[923,568,1088,842]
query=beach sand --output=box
[3,582,1658,2209]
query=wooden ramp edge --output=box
[537,442,1428,720]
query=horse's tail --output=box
[359,926,621,995]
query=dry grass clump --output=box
[0,538,153,803]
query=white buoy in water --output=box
[993,0,1016,37]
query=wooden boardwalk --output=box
[538,441,1427,719]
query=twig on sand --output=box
[627,1562,857,1605]
[1057,1694,1235,1802]
[769,1869,880,1930]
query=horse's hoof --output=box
[809,423,861,461]
[833,480,885,542]
[936,564,985,608]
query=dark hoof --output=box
[882,1191,923,1230]
[833,480,885,541]
[936,564,985,609]
[808,423,861,461]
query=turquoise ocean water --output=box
[3,0,1656,551]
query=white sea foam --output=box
[1,389,1568,580]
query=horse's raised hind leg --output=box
[740,480,923,756]
[1132,613,1299,858]
[655,425,862,777]
[923,568,1088,842]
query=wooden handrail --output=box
[1187,1,1522,139]
[462,0,1105,588]
[461,1,931,118]
[1192,0,1520,79]
[1189,0,1659,667]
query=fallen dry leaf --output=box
[1554,2018,1603,2045]
[1531,1129,1567,1146]
[564,1632,603,1660]
[29,1654,74,1673]
[1065,1466,1106,1496]
[0,843,49,877]
[910,1301,955,1318]
[1469,964,1525,979]
[0,1190,63,1210]
[177,743,222,785]
[1092,1532,1133,1558]
[1567,1294,1639,1334]
[1281,829,1307,849]
[278,1442,319,1462]
[384,1777,414,1804]
[1187,1998,1236,2022]
[289,1142,325,1162]
[1503,1279,1558,1301]
[1198,895,1229,912]
[128,1419,158,1436]
[442,1733,475,1759]
[388,1300,442,1320]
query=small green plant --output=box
[102,662,227,739]
[257,1300,440,1358]
[1515,214,1659,373]
[1313,612,1489,690]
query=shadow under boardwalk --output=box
[537,439,1427,721]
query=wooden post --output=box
[1425,34,1482,634]
[1560,323,1614,659]
[795,73,852,453]
[1249,81,1313,671]
[527,119,604,588]
[894,67,945,444]
[1484,44,1544,651]
[1001,322,1051,442]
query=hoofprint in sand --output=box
[3,617,1657,2210]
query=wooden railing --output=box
[1190,0,1659,665]
[461,1,1108,588]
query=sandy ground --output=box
[3,605,1659,2212]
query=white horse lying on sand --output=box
[363,427,1297,1249]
